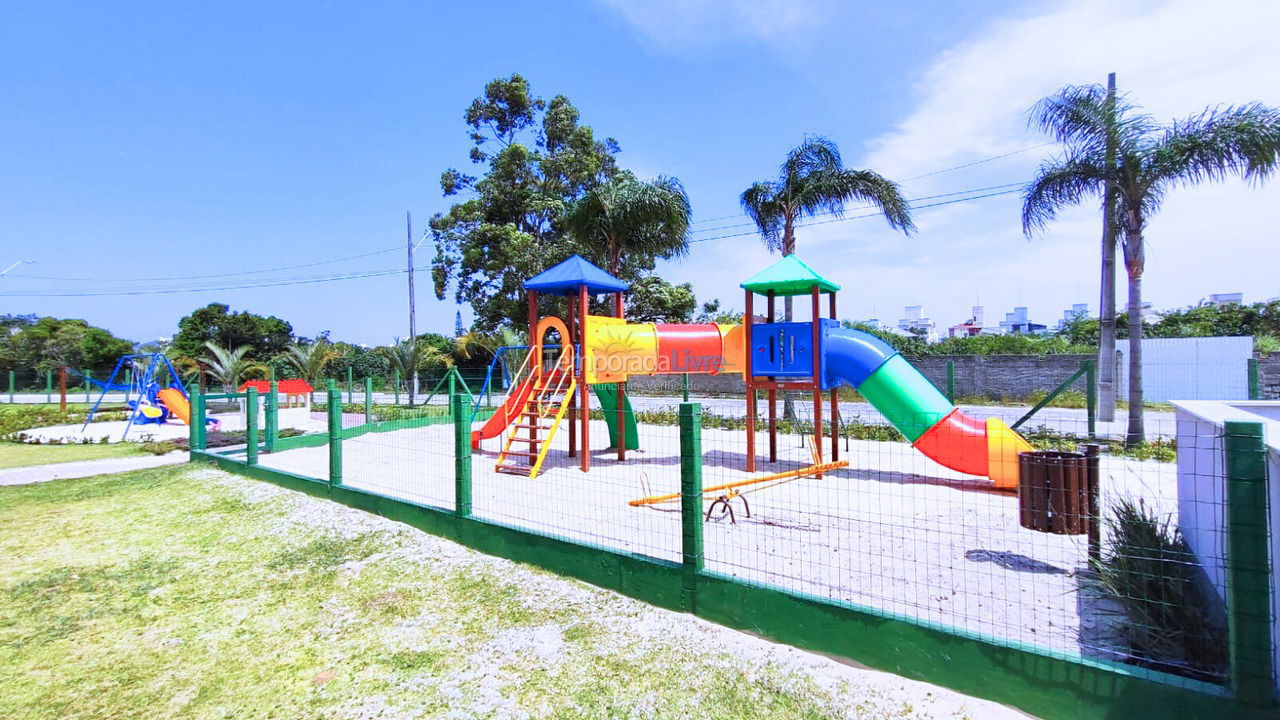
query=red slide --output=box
[471,375,537,450]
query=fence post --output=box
[1248,358,1261,400]
[265,379,278,453]
[346,367,353,404]
[45,369,52,403]
[7,370,13,403]
[682,373,690,402]
[190,386,206,453]
[83,369,91,403]
[679,402,704,612]
[453,392,471,517]
[1223,420,1274,706]
[363,377,374,424]
[124,368,132,404]
[327,380,343,486]
[945,360,955,403]
[244,388,259,465]
[1085,359,1097,439]
[394,368,401,405]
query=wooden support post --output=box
[578,285,590,473]
[767,290,776,462]
[811,286,823,477]
[744,290,755,472]
[615,291,625,462]
[58,366,67,412]
[567,291,577,458]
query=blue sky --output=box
[3,0,1277,345]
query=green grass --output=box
[0,441,152,469]
[0,465,958,720]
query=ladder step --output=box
[495,464,532,476]
[502,450,539,457]
[508,437,543,443]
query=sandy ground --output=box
[251,416,1179,664]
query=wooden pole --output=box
[615,291,625,462]
[767,290,776,463]
[829,291,838,461]
[744,290,755,472]
[579,285,590,472]
[566,290,577,458]
[58,366,67,412]
[811,286,823,477]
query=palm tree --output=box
[741,136,914,321]
[201,342,268,393]
[286,339,337,403]
[1023,86,1280,445]
[565,173,692,277]
[377,338,440,407]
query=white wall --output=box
[1120,336,1253,401]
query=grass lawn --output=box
[0,465,1016,720]
[0,441,150,469]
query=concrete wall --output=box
[624,354,1102,399]
[1257,353,1280,400]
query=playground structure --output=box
[82,353,210,439]
[472,254,1032,491]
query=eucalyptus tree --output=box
[1023,86,1280,444]
[741,136,913,321]
[565,173,692,277]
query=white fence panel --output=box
[1118,336,1252,401]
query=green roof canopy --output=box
[740,254,840,296]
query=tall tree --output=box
[565,173,692,277]
[741,136,914,320]
[1023,86,1280,444]
[430,75,621,332]
[172,303,293,361]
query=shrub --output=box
[1090,499,1227,682]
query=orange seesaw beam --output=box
[627,460,849,507]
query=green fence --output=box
[186,386,1277,720]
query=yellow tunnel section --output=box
[582,315,745,384]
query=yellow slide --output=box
[156,388,191,425]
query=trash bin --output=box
[1017,450,1100,546]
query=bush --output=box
[1090,499,1227,682]
[140,440,181,455]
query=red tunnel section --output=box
[655,324,724,374]
[911,408,989,476]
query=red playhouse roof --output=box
[238,379,313,394]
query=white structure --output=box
[1118,336,1253,401]
[1209,292,1243,307]
[998,307,1047,335]
[1172,400,1280,691]
[897,305,936,340]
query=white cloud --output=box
[594,0,833,54]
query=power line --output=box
[0,266,428,298]
[685,143,1049,227]
[8,244,405,283]
[687,182,1026,236]
[689,186,1023,244]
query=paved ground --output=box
[0,452,188,486]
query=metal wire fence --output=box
[189,372,1274,708]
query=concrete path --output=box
[0,452,188,486]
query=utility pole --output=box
[1098,72,1118,422]
[407,211,418,407]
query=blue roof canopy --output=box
[524,255,629,295]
